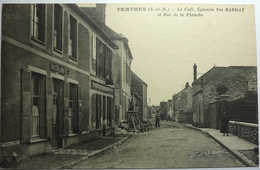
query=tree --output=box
[216,85,228,95]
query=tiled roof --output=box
[68,4,118,49]
[192,67,227,86]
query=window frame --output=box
[53,4,63,54]
[31,72,46,140]
[31,4,46,46]
[68,15,78,63]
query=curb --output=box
[185,125,258,167]
[55,135,132,169]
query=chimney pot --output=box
[193,63,197,82]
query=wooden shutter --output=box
[63,82,69,135]
[72,85,78,133]
[78,85,83,133]
[39,75,46,138]
[21,70,31,143]
[91,94,96,129]
[46,76,53,138]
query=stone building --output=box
[167,99,173,120]
[160,101,168,120]
[131,71,148,122]
[172,82,193,123]
[192,64,257,128]
[82,4,133,125]
[1,4,118,161]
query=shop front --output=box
[90,80,114,137]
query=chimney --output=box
[193,63,197,82]
[95,4,106,30]
[185,82,189,88]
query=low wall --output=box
[229,121,258,145]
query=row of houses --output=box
[156,63,257,128]
[1,4,148,161]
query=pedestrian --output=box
[155,111,160,128]
[220,113,229,136]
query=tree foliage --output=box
[216,85,228,95]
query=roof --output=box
[192,66,227,86]
[131,71,148,87]
[67,4,118,49]
[103,26,133,60]
[173,84,192,97]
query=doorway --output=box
[52,79,64,148]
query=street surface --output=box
[72,121,246,169]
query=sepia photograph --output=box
[0,1,259,169]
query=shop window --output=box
[32,4,46,43]
[107,97,112,127]
[54,4,63,52]
[96,94,102,130]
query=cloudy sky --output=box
[103,3,257,106]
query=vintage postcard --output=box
[0,2,258,169]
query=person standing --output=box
[220,113,229,136]
[155,111,160,128]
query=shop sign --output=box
[50,63,65,74]
[91,81,113,94]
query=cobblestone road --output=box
[72,121,246,169]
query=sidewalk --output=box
[185,124,259,167]
[16,133,132,169]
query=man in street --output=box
[155,111,161,128]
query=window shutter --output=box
[46,76,53,138]
[21,70,32,143]
[78,101,82,133]
[91,94,96,129]
[78,85,82,100]
[63,82,69,135]
[78,85,82,133]
[73,85,78,133]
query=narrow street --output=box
[72,121,246,169]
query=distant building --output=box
[172,82,193,123]
[167,99,173,120]
[131,71,148,122]
[160,101,168,120]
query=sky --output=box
[2,0,259,108]
[103,3,257,106]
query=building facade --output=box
[82,4,133,125]
[159,101,168,120]
[1,4,118,160]
[131,71,148,122]
[172,82,193,123]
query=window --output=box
[69,15,77,61]
[31,72,46,139]
[69,83,78,134]
[54,4,63,52]
[96,39,113,80]
[32,76,40,137]
[32,4,46,43]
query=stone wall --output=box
[229,121,258,145]
[209,100,223,129]
[192,90,204,127]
